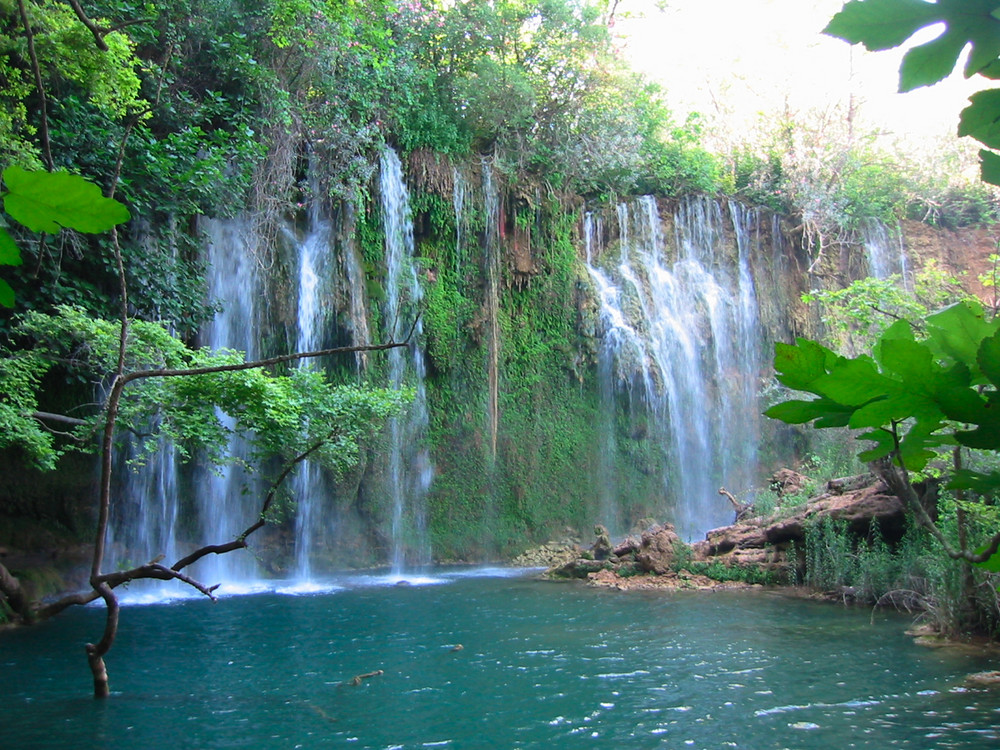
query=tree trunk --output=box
[0,561,33,624]
[86,583,120,698]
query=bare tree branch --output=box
[32,411,88,427]
[171,426,340,573]
[17,0,52,169]
[35,589,101,619]
[95,562,220,600]
[63,0,153,52]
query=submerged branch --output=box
[85,582,118,698]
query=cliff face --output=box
[900,219,997,300]
[2,163,995,573]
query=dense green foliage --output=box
[2,304,406,474]
[0,0,727,327]
[801,261,973,353]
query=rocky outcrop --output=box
[688,474,907,577]
[635,524,683,574]
[546,523,686,579]
[538,470,913,589]
[692,473,907,573]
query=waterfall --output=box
[291,198,332,580]
[192,217,263,583]
[380,148,433,571]
[108,218,269,587]
[585,212,627,536]
[862,219,908,284]
[587,196,764,540]
[482,160,501,464]
[109,431,180,579]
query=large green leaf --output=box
[764,397,853,427]
[848,392,915,429]
[772,338,838,391]
[0,226,20,266]
[959,90,1000,149]
[978,329,1000,386]
[978,58,1000,79]
[900,30,967,91]
[877,335,933,379]
[925,300,999,379]
[955,390,1000,449]
[932,362,984,422]
[962,4,1000,76]
[948,469,1000,496]
[0,278,13,308]
[980,148,1000,186]
[2,166,130,234]
[812,356,893,407]
[857,428,896,462]
[898,417,950,470]
[824,0,940,51]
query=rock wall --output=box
[2,174,996,570]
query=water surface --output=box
[2,570,997,749]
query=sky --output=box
[614,0,983,142]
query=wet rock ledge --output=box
[518,470,912,592]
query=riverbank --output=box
[512,467,1000,647]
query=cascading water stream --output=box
[482,159,501,465]
[862,219,909,285]
[109,429,180,578]
[585,212,632,536]
[193,217,264,583]
[380,148,433,572]
[587,196,765,540]
[291,197,331,580]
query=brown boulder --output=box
[770,468,810,497]
[771,483,905,541]
[636,524,683,574]
[700,523,769,555]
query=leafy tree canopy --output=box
[2,304,408,475]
